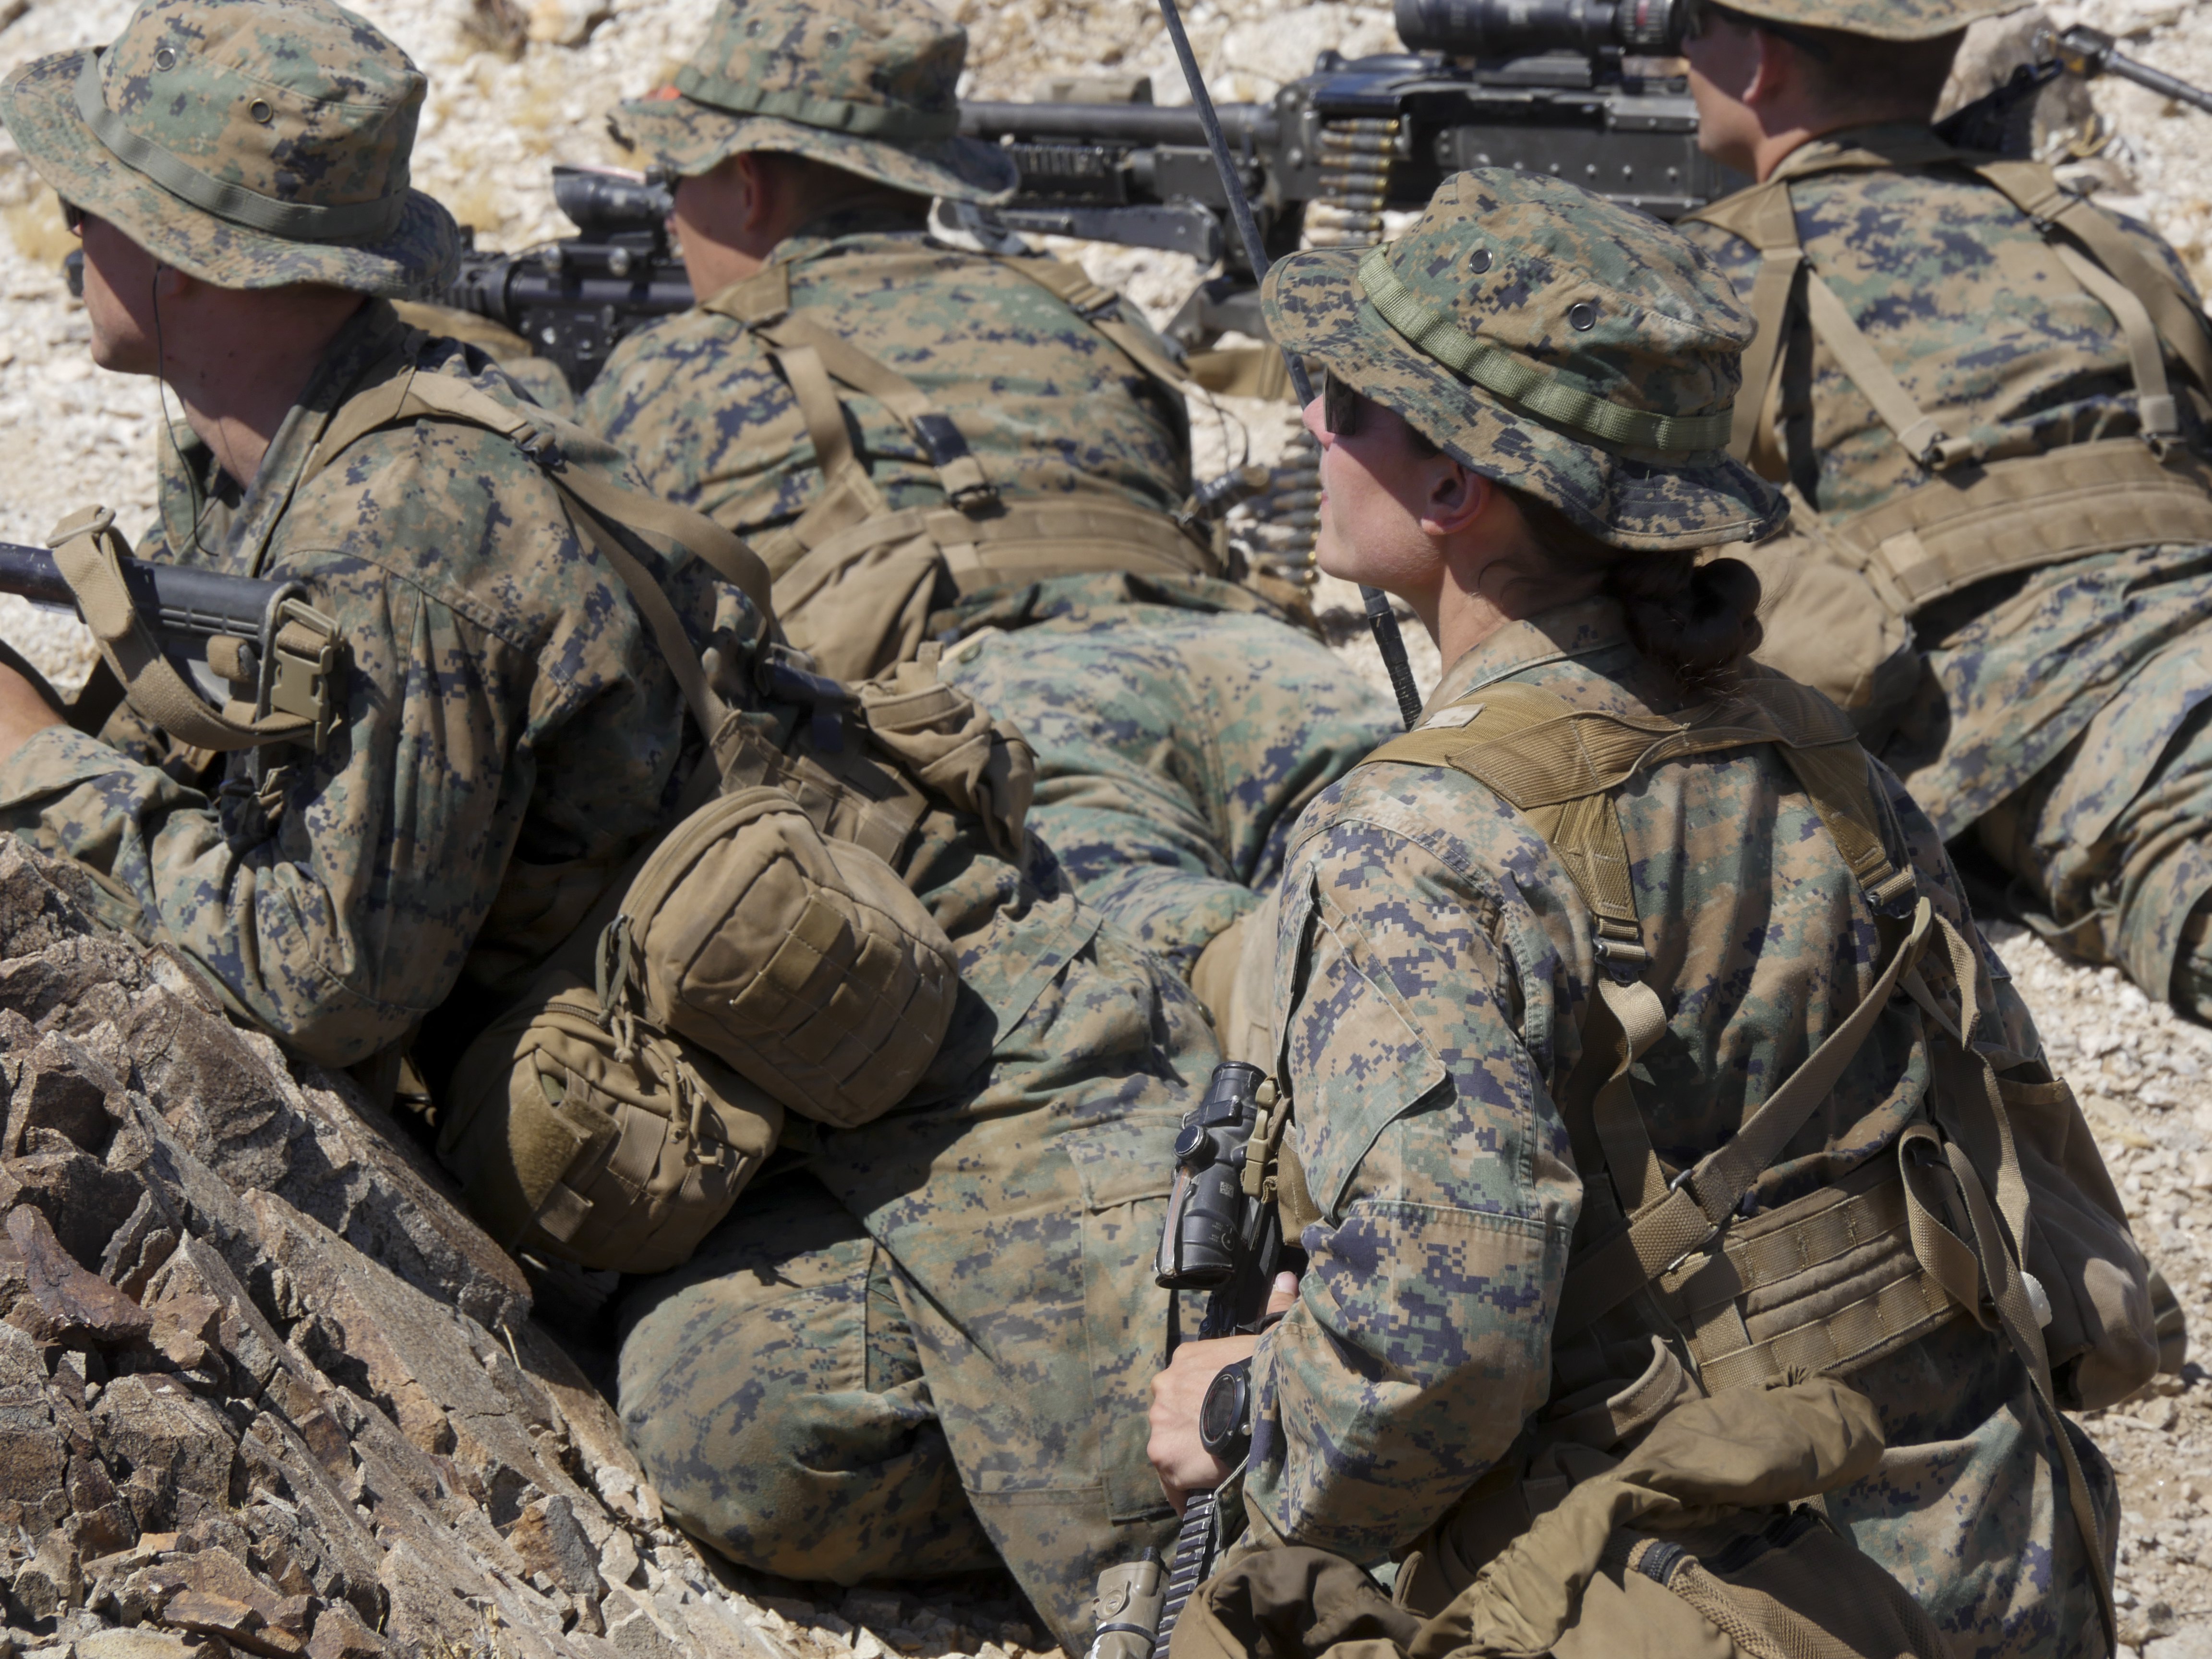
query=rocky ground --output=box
[0,840,1056,1659]
[4,0,2212,1647]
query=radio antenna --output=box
[1153,0,1424,728]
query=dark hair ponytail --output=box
[1506,486,1765,698]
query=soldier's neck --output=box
[1749,107,1942,181]
[165,289,367,490]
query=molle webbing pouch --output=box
[1742,440,2212,744]
[439,973,782,1276]
[599,783,959,1132]
[318,354,1007,1270]
[701,259,1219,683]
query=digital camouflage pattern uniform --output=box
[1232,169,2116,1659]
[587,0,1398,980]
[1674,11,2212,1016]
[1,3,1214,1640]
[0,0,691,1070]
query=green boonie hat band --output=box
[673,62,959,141]
[70,47,405,240]
[1262,168,1787,553]
[1355,246,1733,454]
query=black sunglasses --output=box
[1322,369,1365,437]
[60,198,84,233]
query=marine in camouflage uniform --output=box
[0,0,690,1074]
[0,5,1213,1640]
[1672,0,2212,1020]
[1151,171,2128,1659]
[583,0,1397,991]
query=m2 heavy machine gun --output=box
[445,165,693,394]
[961,0,1739,345]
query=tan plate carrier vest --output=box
[702,252,1224,681]
[1289,670,2155,1647]
[1686,141,2212,736]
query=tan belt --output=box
[1657,1154,1962,1395]
[1811,438,2212,615]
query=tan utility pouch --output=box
[438,974,783,1276]
[599,784,959,1131]
[1174,1378,1946,1659]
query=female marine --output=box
[1147,170,2134,1657]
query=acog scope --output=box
[1393,0,1686,59]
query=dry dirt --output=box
[3,0,2212,1648]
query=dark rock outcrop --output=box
[0,839,1049,1659]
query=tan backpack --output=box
[1242,671,2150,1650]
[433,637,1035,1275]
[1686,142,2212,745]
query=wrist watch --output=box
[1199,1358,1253,1464]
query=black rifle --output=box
[1935,23,2212,156]
[1130,1061,1294,1659]
[0,539,300,730]
[964,0,1738,347]
[444,166,695,394]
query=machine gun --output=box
[443,165,695,394]
[962,0,1738,344]
[437,0,1733,383]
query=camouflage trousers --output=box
[938,583,1398,974]
[1830,1318,2117,1659]
[1965,624,2212,1014]
[616,926,1208,1648]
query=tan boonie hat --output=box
[1262,168,1786,553]
[3,0,457,298]
[609,0,1016,204]
[1695,0,2006,41]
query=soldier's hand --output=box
[1146,1272,1298,1514]
[0,646,65,767]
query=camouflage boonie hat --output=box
[1262,168,1786,553]
[2,0,456,298]
[1698,0,2008,42]
[609,0,1015,204]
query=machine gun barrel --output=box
[958,100,1276,147]
[2052,24,2212,115]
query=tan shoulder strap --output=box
[300,357,808,745]
[992,254,1194,394]
[1683,180,1804,469]
[1695,147,2209,481]
[1367,673,1920,1281]
[2051,242,2182,442]
[1973,159,2212,396]
[701,271,999,515]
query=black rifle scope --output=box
[549,164,673,236]
[1393,0,1687,58]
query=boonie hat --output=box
[1692,0,2007,42]
[1263,168,1786,553]
[2,0,457,298]
[609,0,1015,204]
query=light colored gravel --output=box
[5,0,2212,1643]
